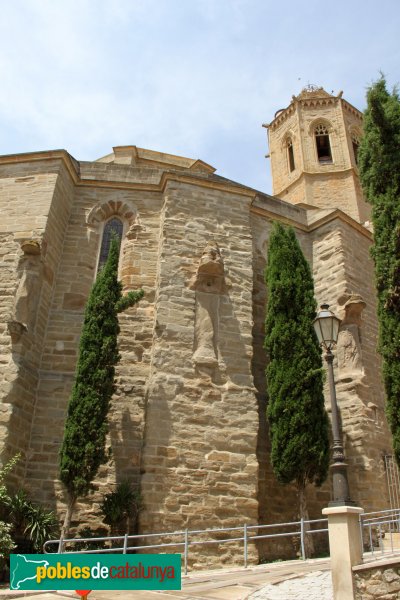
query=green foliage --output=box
[2,489,31,532]
[0,455,18,563]
[59,237,143,500]
[264,223,330,489]
[0,521,15,561]
[0,453,20,505]
[116,290,144,313]
[358,76,400,464]
[23,504,59,552]
[77,526,107,551]
[100,481,141,534]
[2,489,59,552]
[0,456,57,553]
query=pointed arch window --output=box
[314,123,332,164]
[97,217,123,273]
[286,138,295,172]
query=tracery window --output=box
[97,217,123,273]
[314,123,333,164]
[287,138,295,172]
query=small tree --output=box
[59,237,143,537]
[358,76,400,465]
[264,223,330,556]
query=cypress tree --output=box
[59,237,143,536]
[264,223,330,554]
[358,77,400,465]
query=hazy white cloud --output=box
[0,0,399,192]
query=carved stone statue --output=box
[12,239,43,335]
[337,293,366,373]
[190,242,226,367]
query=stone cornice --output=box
[159,172,255,199]
[341,98,363,120]
[0,149,80,181]
[265,94,339,132]
[264,91,363,132]
[251,201,372,240]
[274,165,360,196]
[0,149,254,199]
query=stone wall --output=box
[24,176,163,528]
[310,217,390,510]
[353,558,400,599]
[139,180,259,567]
[0,158,74,482]
[250,199,391,560]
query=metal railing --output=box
[44,517,329,574]
[361,507,400,557]
[43,508,400,573]
[384,455,400,511]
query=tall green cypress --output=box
[358,77,400,465]
[265,223,329,551]
[59,237,143,536]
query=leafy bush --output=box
[76,526,108,551]
[0,521,16,561]
[100,481,141,535]
[2,491,59,552]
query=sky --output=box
[0,0,399,194]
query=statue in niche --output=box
[190,242,227,367]
[337,293,366,373]
[12,239,42,336]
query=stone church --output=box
[0,86,394,563]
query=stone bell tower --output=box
[264,85,370,224]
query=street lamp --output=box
[313,304,354,506]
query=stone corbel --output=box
[20,238,42,255]
[7,320,27,343]
[126,223,144,240]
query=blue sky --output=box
[0,0,399,193]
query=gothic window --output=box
[97,217,123,273]
[351,131,361,165]
[287,138,295,172]
[314,123,333,164]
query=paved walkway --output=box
[0,558,331,600]
[249,570,332,600]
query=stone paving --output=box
[249,570,333,600]
[0,558,332,600]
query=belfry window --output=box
[97,217,123,273]
[314,123,332,164]
[287,138,295,172]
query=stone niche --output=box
[337,293,366,375]
[190,241,228,369]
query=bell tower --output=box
[264,85,370,224]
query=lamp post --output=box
[313,304,354,506]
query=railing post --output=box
[184,529,189,576]
[58,535,64,554]
[123,534,128,554]
[380,523,384,555]
[244,523,248,568]
[300,518,305,560]
[358,514,364,556]
[369,523,374,555]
